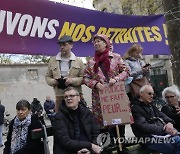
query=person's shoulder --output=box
[111,52,121,57]
[48,56,57,63]
[50,100,55,104]
[0,104,5,109]
[54,111,64,119]
[131,97,140,105]
[0,105,5,112]
[31,114,39,121]
[161,105,173,111]
[86,57,95,64]
[79,105,92,115]
[131,99,143,110]
[30,115,43,129]
[131,103,141,110]
[74,57,84,63]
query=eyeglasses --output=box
[147,92,154,96]
[64,94,79,99]
[165,95,175,99]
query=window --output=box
[26,69,38,81]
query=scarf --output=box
[10,114,31,154]
[93,48,110,73]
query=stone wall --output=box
[0,64,92,116]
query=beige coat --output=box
[45,53,85,96]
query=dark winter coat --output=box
[131,98,174,138]
[161,104,180,131]
[53,101,100,154]
[31,99,43,116]
[3,115,44,154]
[0,104,5,125]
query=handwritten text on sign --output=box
[99,81,132,126]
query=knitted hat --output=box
[93,34,110,49]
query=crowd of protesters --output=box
[1,34,180,154]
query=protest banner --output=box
[99,81,134,126]
[0,0,169,56]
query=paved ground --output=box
[0,119,134,154]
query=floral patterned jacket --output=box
[83,52,129,126]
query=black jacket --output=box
[31,99,43,117]
[53,101,100,154]
[3,115,44,154]
[131,98,174,138]
[0,104,5,125]
[161,104,180,131]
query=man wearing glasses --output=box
[131,85,180,154]
[45,35,85,112]
[53,87,102,154]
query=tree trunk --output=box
[163,1,180,87]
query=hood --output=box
[93,34,110,50]
[127,56,138,61]
[59,100,87,118]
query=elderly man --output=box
[131,85,180,154]
[45,35,85,112]
[53,87,101,154]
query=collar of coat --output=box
[56,52,76,61]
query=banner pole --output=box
[116,125,122,151]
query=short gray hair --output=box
[64,87,79,95]
[139,85,153,94]
[162,85,180,101]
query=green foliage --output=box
[20,55,50,64]
[0,54,12,64]
[0,54,50,64]
[122,0,163,15]
[93,0,164,15]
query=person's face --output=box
[59,42,73,57]
[46,96,51,101]
[165,92,178,106]
[131,48,142,59]
[17,107,30,121]
[139,86,154,104]
[64,90,80,110]
[93,38,107,53]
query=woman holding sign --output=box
[83,34,129,132]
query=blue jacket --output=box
[44,99,55,114]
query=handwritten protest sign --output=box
[99,81,134,126]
